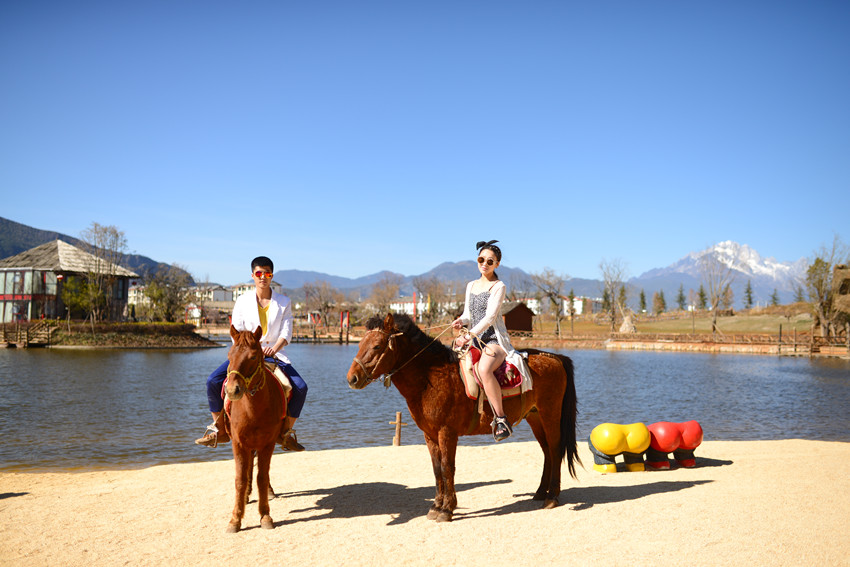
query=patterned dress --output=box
[470,291,497,346]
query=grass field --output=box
[536,306,816,337]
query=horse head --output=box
[225,325,265,401]
[347,313,404,389]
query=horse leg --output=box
[246,451,254,505]
[536,408,563,509]
[526,410,554,502]
[424,434,445,520]
[256,444,275,529]
[434,430,458,522]
[227,444,251,533]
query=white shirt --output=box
[231,290,294,364]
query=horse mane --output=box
[365,313,458,365]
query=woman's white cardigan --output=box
[457,280,533,392]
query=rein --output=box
[355,324,454,388]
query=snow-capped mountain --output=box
[632,241,808,308]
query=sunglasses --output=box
[254,271,273,279]
[477,257,496,266]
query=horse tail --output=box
[556,354,580,479]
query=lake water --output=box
[1,343,848,471]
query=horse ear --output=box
[253,326,263,342]
[230,325,240,341]
[383,313,395,332]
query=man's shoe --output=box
[194,423,229,447]
[279,429,305,452]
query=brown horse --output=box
[222,325,286,532]
[346,313,579,522]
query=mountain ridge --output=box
[1,217,809,308]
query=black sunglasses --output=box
[477,257,496,266]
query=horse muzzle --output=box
[225,380,245,401]
[346,358,372,390]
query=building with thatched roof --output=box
[0,240,137,322]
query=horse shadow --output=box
[0,492,28,500]
[272,479,511,526]
[457,479,715,518]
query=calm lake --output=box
[1,343,848,471]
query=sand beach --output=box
[1,439,848,566]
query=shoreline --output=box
[2,440,848,566]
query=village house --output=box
[0,240,137,323]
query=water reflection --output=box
[0,345,847,471]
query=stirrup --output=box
[491,416,512,442]
[195,423,219,448]
[279,428,305,452]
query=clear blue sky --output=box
[2,1,847,285]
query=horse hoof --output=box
[261,516,274,530]
[543,498,559,509]
[532,490,547,501]
[225,522,240,533]
[435,511,453,522]
[426,508,440,521]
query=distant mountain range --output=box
[1,216,808,308]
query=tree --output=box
[302,281,343,327]
[744,280,754,309]
[697,285,708,310]
[531,268,567,338]
[652,290,666,315]
[599,258,628,332]
[721,286,735,310]
[769,289,780,306]
[639,289,647,313]
[144,264,192,322]
[79,222,129,323]
[699,248,736,336]
[369,274,403,315]
[566,288,576,334]
[805,235,850,338]
[676,284,686,311]
[793,285,805,303]
[412,275,446,327]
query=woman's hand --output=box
[451,318,464,330]
[454,334,470,349]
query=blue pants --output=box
[205,357,308,418]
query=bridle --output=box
[352,328,404,388]
[226,356,267,397]
[353,324,455,388]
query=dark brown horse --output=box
[222,326,286,532]
[346,313,579,522]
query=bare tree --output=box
[79,222,129,322]
[599,258,628,332]
[531,268,567,338]
[507,272,534,302]
[369,273,403,315]
[412,275,446,327]
[698,246,736,336]
[805,234,850,338]
[302,281,343,327]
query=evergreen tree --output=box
[770,288,780,306]
[697,284,708,310]
[639,289,647,313]
[676,284,686,311]
[744,280,754,309]
[652,290,666,314]
[793,285,805,303]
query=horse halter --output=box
[226,358,266,396]
[353,328,404,387]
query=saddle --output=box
[222,361,291,420]
[457,345,523,401]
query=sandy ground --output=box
[1,440,848,567]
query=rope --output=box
[382,323,455,387]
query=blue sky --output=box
[2,1,847,285]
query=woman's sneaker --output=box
[492,416,512,442]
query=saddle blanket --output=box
[458,345,523,401]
